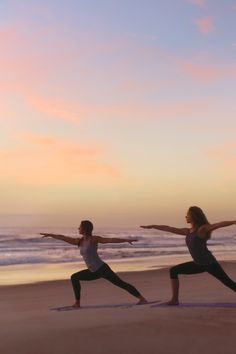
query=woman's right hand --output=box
[40,233,54,238]
[140,225,153,229]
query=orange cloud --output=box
[20,133,101,155]
[0,134,121,185]
[26,94,82,123]
[207,143,236,175]
[194,17,215,35]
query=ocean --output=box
[1,226,236,267]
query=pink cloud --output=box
[26,94,82,123]
[3,79,207,123]
[177,58,236,82]
[1,83,102,124]
[119,78,161,93]
[188,0,205,6]
[1,21,235,130]
[194,17,215,35]
[0,85,83,124]
[0,23,203,124]
[18,89,229,123]
[0,27,18,41]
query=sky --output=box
[0,0,236,228]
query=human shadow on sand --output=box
[51,300,161,311]
[152,302,236,308]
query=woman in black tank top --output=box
[141,206,236,306]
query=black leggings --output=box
[71,263,141,300]
[170,261,236,291]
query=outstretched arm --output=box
[140,225,189,236]
[199,221,236,235]
[94,236,138,245]
[40,233,79,245]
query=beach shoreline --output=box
[1,253,236,286]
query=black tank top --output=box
[185,231,217,265]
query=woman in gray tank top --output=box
[141,206,236,305]
[41,220,147,308]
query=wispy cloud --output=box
[0,134,121,184]
[207,143,236,176]
[0,85,84,124]
[177,58,236,82]
[194,17,215,35]
[187,0,206,7]
[26,94,82,124]
[21,133,100,155]
[0,83,106,124]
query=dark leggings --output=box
[170,261,236,291]
[71,263,141,300]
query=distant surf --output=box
[0,226,236,267]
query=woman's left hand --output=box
[128,239,138,245]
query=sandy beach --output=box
[1,261,236,354]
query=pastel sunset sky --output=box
[1,0,236,227]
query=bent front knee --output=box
[71,273,78,282]
[169,267,178,279]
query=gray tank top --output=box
[185,231,217,265]
[79,237,104,272]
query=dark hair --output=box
[80,220,93,234]
[188,206,211,238]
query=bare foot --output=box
[164,300,179,306]
[136,297,148,305]
[72,301,81,308]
